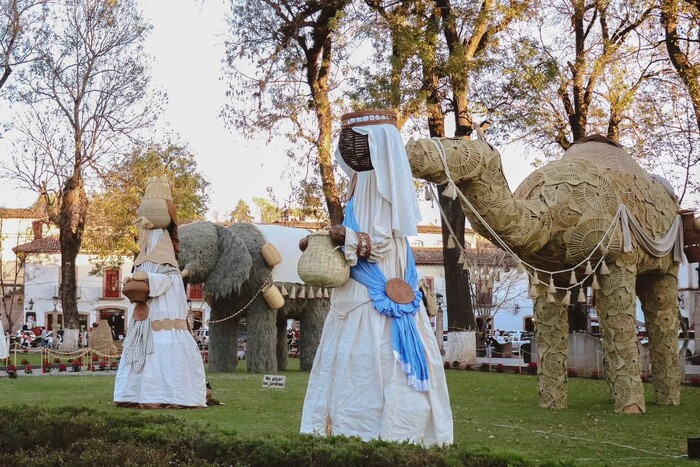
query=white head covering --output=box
[336,123,421,238]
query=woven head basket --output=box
[137,176,173,229]
[338,110,397,172]
[297,230,350,288]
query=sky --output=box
[0,0,535,225]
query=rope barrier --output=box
[206,271,273,324]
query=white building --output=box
[13,232,208,339]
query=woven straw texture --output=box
[297,230,350,288]
[261,242,282,267]
[142,175,172,200]
[137,198,172,229]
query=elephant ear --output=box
[178,221,219,284]
[204,225,253,300]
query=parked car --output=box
[507,331,534,355]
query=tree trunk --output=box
[438,184,476,334]
[662,0,700,133]
[58,172,87,350]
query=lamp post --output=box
[435,292,445,352]
[52,295,59,332]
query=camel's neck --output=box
[454,150,548,255]
[407,137,549,254]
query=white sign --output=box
[262,374,286,389]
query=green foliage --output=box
[87,142,210,257]
[1,364,698,465]
[0,405,524,466]
[229,199,254,223]
[251,196,280,224]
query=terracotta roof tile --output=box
[13,235,121,254]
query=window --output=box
[103,269,121,298]
[188,283,204,300]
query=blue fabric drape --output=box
[343,198,430,391]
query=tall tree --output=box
[223,0,350,224]
[87,143,210,265]
[252,197,281,224]
[0,0,46,91]
[229,199,253,223]
[2,0,159,349]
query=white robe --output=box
[114,230,206,407]
[301,156,453,446]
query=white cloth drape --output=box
[114,229,206,407]
[301,126,453,446]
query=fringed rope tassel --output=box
[585,261,593,275]
[562,290,571,306]
[457,252,466,264]
[447,236,456,249]
[547,293,555,303]
[528,284,539,298]
[600,260,610,275]
[569,270,577,285]
[517,261,526,274]
[298,286,306,299]
[122,318,154,373]
[577,288,587,303]
[591,274,600,290]
[290,286,297,299]
[315,287,323,299]
[442,181,458,200]
[548,276,556,294]
[462,261,469,271]
[280,284,288,296]
[322,288,329,298]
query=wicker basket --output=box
[262,283,285,310]
[261,242,282,267]
[137,198,172,229]
[338,110,397,172]
[297,230,350,288]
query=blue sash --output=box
[343,197,430,391]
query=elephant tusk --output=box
[181,268,190,279]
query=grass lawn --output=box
[1,359,698,466]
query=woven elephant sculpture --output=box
[407,134,685,414]
[178,221,329,373]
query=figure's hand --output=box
[329,224,346,246]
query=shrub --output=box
[479,363,490,372]
[443,361,450,369]
[513,366,522,374]
[495,363,505,373]
[59,364,67,372]
[98,361,107,371]
[92,354,99,362]
[590,370,602,380]
[24,365,33,374]
[451,361,461,369]
[20,358,29,365]
[567,368,577,378]
[6,364,17,378]
[464,364,473,371]
[54,358,61,364]
[688,377,700,387]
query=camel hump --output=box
[572,134,623,148]
[563,137,650,180]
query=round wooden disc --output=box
[133,303,149,321]
[162,318,173,331]
[385,278,415,304]
[151,320,163,331]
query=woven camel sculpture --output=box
[406,135,683,413]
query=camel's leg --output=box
[534,289,568,409]
[597,264,645,413]
[637,273,681,406]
